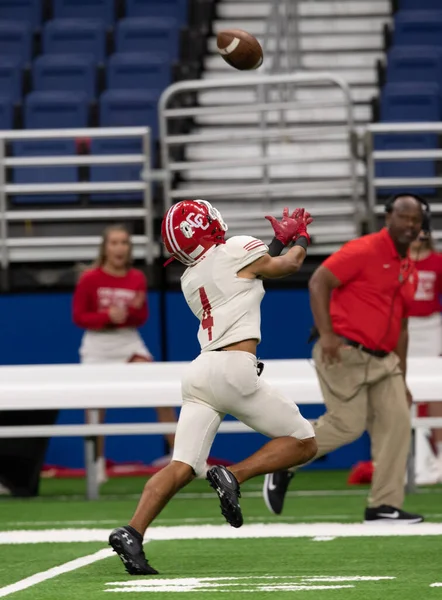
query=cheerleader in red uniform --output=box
[408,229,442,484]
[73,224,176,484]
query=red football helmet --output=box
[161,199,228,266]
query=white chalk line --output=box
[4,513,442,529]
[0,523,431,597]
[106,576,395,586]
[103,575,397,594]
[0,548,113,598]
[1,522,442,545]
[1,515,358,528]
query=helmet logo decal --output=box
[186,212,210,230]
[180,221,194,239]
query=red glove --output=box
[292,208,313,245]
[265,207,313,246]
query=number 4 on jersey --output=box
[199,286,214,341]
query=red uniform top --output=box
[72,267,148,330]
[322,228,417,353]
[408,252,442,317]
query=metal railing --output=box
[0,357,439,499]
[262,0,302,75]
[0,127,157,267]
[364,122,442,239]
[158,71,362,251]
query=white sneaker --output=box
[96,457,108,485]
[415,429,440,485]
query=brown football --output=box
[217,29,264,71]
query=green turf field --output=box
[0,471,441,599]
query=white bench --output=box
[0,358,440,499]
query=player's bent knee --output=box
[299,436,318,463]
[283,436,317,468]
[169,460,196,486]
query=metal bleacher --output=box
[0,0,186,281]
[157,0,392,253]
[2,0,442,279]
[369,2,442,241]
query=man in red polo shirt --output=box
[263,194,425,524]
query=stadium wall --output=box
[0,292,369,469]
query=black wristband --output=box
[294,236,308,251]
[268,237,285,257]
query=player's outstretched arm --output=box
[240,208,312,280]
[249,245,307,279]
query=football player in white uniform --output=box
[109,200,317,575]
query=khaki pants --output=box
[311,341,411,508]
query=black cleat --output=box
[364,505,424,525]
[207,465,243,528]
[109,526,159,575]
[263,470,294,515]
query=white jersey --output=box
[181,236,268,352]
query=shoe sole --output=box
[108,534,158,576]
[207,470,243,528]
[263,474,280,515]
[363,518,424,525]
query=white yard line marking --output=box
[6,513,442,529]
[1,522,442,545]
[303,577,395,582]
[105,584,355,593]
[259,585,354,591]
[0,548,113,598]
[104,575,396,594]
[2,515,359,528]
[430,583,442,587]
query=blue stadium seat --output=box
[43,20,106,63]
[12,140,78,204]
[0,56,23,102]
[0,20,32,64]
[33,54,96,101]
[380,82,441,121]
[393,11,442,46]
[107,53,170,92]
[387,47,442,83]
[377,83,440,196]
[116,18,178,59]
[400,0,442,8]
[100,90,159,135]
[126,0,187,24]
[89,138,144,202]
[53,0,114,26]
[25,91,89,129]
[0,96,13,128]
[374,134,437,196]
[0,0,41,28]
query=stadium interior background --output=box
[0,0,439,472]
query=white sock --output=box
[436,442,442,457]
